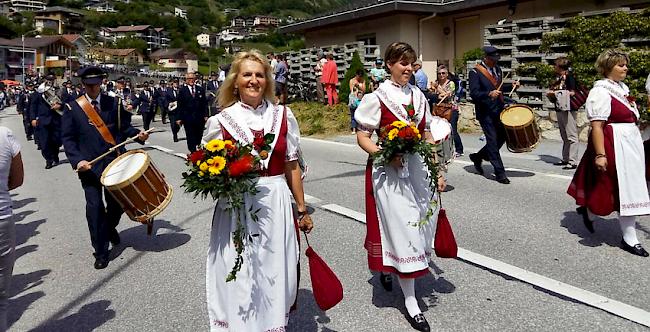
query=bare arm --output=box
[591,120,607,171]
[285,160,313,233]
[8,152,24,190]
[356,131,379,155]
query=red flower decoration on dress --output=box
[228,154,255,177]
[253,136,265,150]
[627,95,636,103]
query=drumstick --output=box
[508,84,517,98]
[496,72,511,91]
[76,127,157,172]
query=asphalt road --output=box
[1,106,648,332]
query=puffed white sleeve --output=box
[354,93,381,133]
[202,116,223,144]
[285,107,301,161]
[423,95,433,132]
[585,87,611,121]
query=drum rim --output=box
[125,184,174,223]
[100,149,151,189]
[500,104,535,127]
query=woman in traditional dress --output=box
[202,50,314,331]
[568,49,649,257]
[355,42,446,332]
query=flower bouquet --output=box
[372,110,440,226]
[182,134,274,281]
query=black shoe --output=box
[554,161,569,166]
[407,313,430,332]
[576,207,594,233]
[496,176,510,184]
[621,240,649,257]
[563,164,577,170]
[45,161,53,169]
[109,230,121,246]
[379,273,393,291]
[173,136,179,142]
[27,135,33,141]
[94,257,109,269]
[469,153,483,175]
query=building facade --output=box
[0,0,45,14]
[149,48,198,74]
[102,25,169,54]
[33,6,84,35]
[0,36,75,77]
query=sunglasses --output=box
[437,72,448,75]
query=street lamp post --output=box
[21,30,38,86]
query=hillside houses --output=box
[220,15,280,41]
[99,25,169,54]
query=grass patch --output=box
[288,101,350,137]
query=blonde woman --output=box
[202,50,314,331]
[568,49,649,257]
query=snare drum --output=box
[101,150,173,223]
[430,116,455,164]
[500,104,540,153]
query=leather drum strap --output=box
[76,96,116,146]
[474,64,499,88]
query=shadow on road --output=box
[538,154,563,165]
[8,270,51,329]
[29,300,116,332]
[462,165,535,178]
[305,169,365,183]
[109,219,191,260]
[559,210,622,248]
[12,198,37,210]
[288,288,331,331]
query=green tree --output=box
[339,52,369,105]
[541,10,650,106]
[115,35,148,54]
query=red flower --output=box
[253,136,265,150]
[188,150,205,163]
[228,154,255,177]
[407,109,415,117]
[627,95,636,103]
[398,127,417,140]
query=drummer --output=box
[61,66,150,270]
[468,46,519,184]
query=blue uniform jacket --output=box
[178,85,207,124]
[468,63,513,116]
[30,92,61,126]
[62,94,141,178]
[132,89,154,113]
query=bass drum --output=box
[500,104,540,153]
[101,150,173,223]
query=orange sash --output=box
[474,64,500,89]
[76,96,116,146]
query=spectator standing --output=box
[434,65,463,156]
[268,53,278,80]
[369,59,387,91]
[546,57,579,169]
[0,126,23,332]
[413,60,428,91]
[321,53,339,106]
[314,52,326,104]
[275,54,288,105]
[348,69,366,134]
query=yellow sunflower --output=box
[199,162,209,172]
[205,139,226,152]
[391,121,407,129]
[387,128,399,140]
[209,156,226,175]
[198,171,205,177]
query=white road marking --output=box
[148,143,649,327]
[318,198,650,328]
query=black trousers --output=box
[21,112,33,138]
[142,111,154,130]
[168,111,180,138]
[36,123,61,163]
[475,110,507,177]
[184,121,204,152]
[80,173,122,259]
[160,107,168,123]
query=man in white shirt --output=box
[269,52,278,80]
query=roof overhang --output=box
[279,0,507,34]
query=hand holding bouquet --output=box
[182,135,274,281]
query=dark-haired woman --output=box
[355,42,446,332]
[547,57,579,169]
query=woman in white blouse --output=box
[0,126,23,332]
[355,42,446,332]
[202,50,313,331]
[568,49,649,257]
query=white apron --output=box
[206,105,298,331]
[372,83,438,274]
[595,80,650,216]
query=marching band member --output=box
[177,72,208,152]
[155,80,169,124]
[202,50,312,331]
[29,74,62,169]
[568,49,649,257]
[132,81,155,130]
[62,66,149,269]
[166,79,181,142]
[468,46,519,184]
[354,42,446,332]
